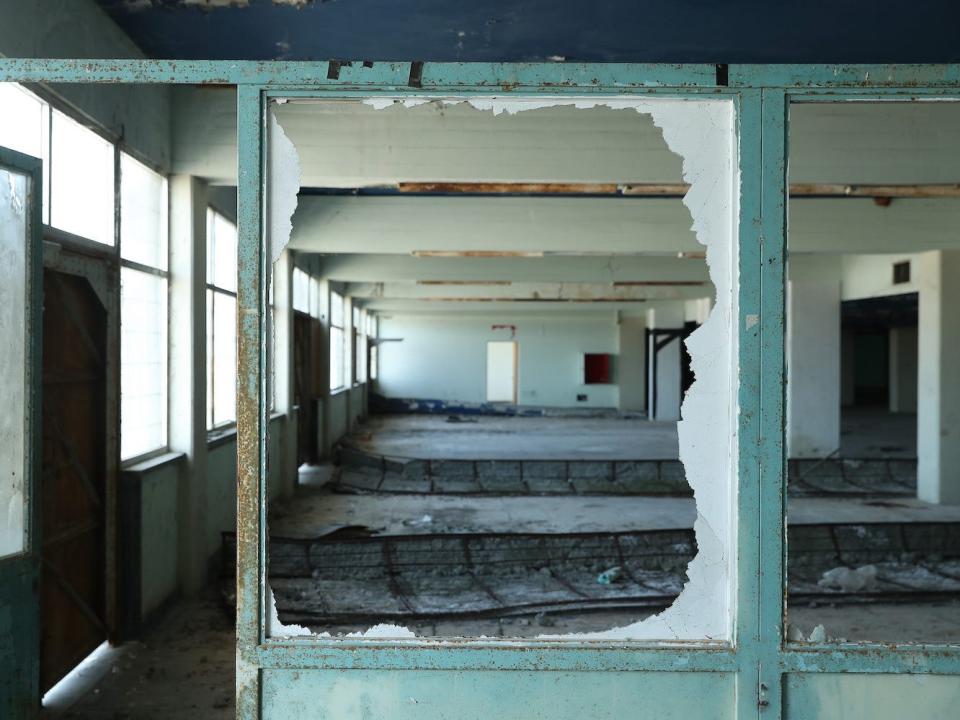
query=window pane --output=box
[207,209,237,292]
[51,109,115,245]
[292,267,309,313]
[121,153,168,270]
[121,268,168,460]
[206,289,214,427]
[330,291,344,327]
[212,291,237,426]
[330,326,344,390]
[369,344,378,380]
[0,167,29,557]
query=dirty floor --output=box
[350,409,915,460]
[42,592,234,720]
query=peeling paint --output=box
[272,96,738,642]
[267,108,300,266]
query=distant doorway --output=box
[486,341,517,403]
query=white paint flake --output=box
[268,108,301,266]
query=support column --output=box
[917,250,960,504]
[786,255,841,459]
[618,314,646,412]
[647,304,684,421]
[889,326,918,413]
[169,175,208,594]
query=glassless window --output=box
[329,291,345,390]
[119,153,169,460]
[50,109,114,245]
[207,209,238,428]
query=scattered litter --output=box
[596,566,623,585]
[403,514,433,527]
[445,415,478,424]
[818,565,878,593]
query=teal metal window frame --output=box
[1,61,958,720]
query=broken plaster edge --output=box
[268,95,738,642]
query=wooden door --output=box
[40,269,108,692]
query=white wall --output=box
[378,312,620,408]
[840,253,921,301]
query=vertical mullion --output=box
[235,83,266,720]
[759,87,788,716]
[735,88,765,719]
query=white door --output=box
[486,341,517,403]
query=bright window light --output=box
[292,267,310,314]
[121,153,168,270]
[330,291,345,390]
[0,83,50,222]
[120,268,168,460]
[206,209,238,429]
[51,109,115,245]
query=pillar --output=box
[618,314,646,412]
[917,250,960,504]
[888,326,918,413]
[787,255,841,459]
[647,304,684,421]
[168,175,209,594]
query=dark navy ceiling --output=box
[94,1,960,63]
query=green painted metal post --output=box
[235,83,267,720]
[758,87,789,718]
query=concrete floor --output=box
[351,409,916,461]
[271,484,960,538]
[351,414,680,460]
[42,593,233,720]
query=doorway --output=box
[485,341,517,403]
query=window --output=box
[893,260,911,284]
[292,267,310,314]
[51,109,115,245]
[353,305,366,383]
[120,154,169,460]
[0,83,49,222]
[329,291,345,391]
[206,209,238,429]
[368,314,378,381]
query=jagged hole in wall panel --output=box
[247,96,739,641]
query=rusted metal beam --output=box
[398,181,960,198]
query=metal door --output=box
[0,147,43,719]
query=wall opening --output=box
[254,95,739,643]
[485,340,517,402]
